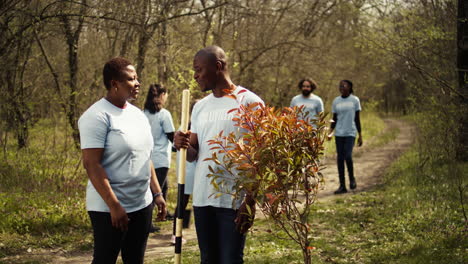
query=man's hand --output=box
[110,203,129,231]
[154,195,167,221]
[327,133,333,141]
[174,130,191,150]
[235,196,256,234]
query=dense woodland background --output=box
[0,0,466,263]
[1,0,464,151]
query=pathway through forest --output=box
[31,118,414,263]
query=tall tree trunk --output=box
[457,0,468,161]
[61,0,87,148]
[6,32,33,149]
[136,31,150,82]
[157,21,169,84]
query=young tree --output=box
[205,101,327,264]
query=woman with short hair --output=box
[79,57,166,263]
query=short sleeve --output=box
[317,98,324,113]
[161,110,175,133]
[190,105,199,134]
[78,112,109,149]
[242,91,264,108]
[355,96,362,112]
[332,99,337,114]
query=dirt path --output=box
[317,118,414,200]
[13,118,414,264]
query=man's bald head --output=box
[194,45,228,72]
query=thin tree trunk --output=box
[157,21,169,84]
[457,0,468,161]
[61,0,87,148]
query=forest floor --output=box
[4,118,414,264]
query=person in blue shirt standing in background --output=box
[328,80,363,194]
[290,78,324,124]
[144,84,175,228]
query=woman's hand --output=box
[357,135,363,147]
[154,195,167,221]
[110,203,129,231]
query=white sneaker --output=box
[171,235,187,245]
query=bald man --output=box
[175,46,264,263]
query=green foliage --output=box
[154,144,466,264]
[204,101,328,263]
[0,192,91,258]
[0,117,92,260]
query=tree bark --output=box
[60,0,87,148]
[457,0,468,161]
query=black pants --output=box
[194,206,246,264]
[155,167,169,201]
[88,204,153,264]
[335,136,355,186]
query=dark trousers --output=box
[88,204,153,264]
[335,136,355,186]
[155,167,169,201]
[194,206,246,264]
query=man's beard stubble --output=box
[302,90,311,96]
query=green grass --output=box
[0,118,92,262]
[5,112,462,264]
[0,111,389,263]
[152,147,467,264]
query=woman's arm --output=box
[166,132,174,143]
[82,148,128,231]
[149,161,167,220]
[328,113,338,140]
[355,111,363,146]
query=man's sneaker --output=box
[170,235,187,245]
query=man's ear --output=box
[111,79,118,89]
[216,60,223,72]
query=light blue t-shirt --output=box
[78,98,154,213]
[290,93,324,123]
[144,108,175,169]
[331,95,361,137]
[191,86,264,209]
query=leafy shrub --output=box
[205,101,327,264]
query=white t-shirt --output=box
[290,93,324,123]
[191,86,264,209]
[144,108,175,169]
[78,98,154,213]
[331,95,361,137]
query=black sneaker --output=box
[334,186,348,194]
